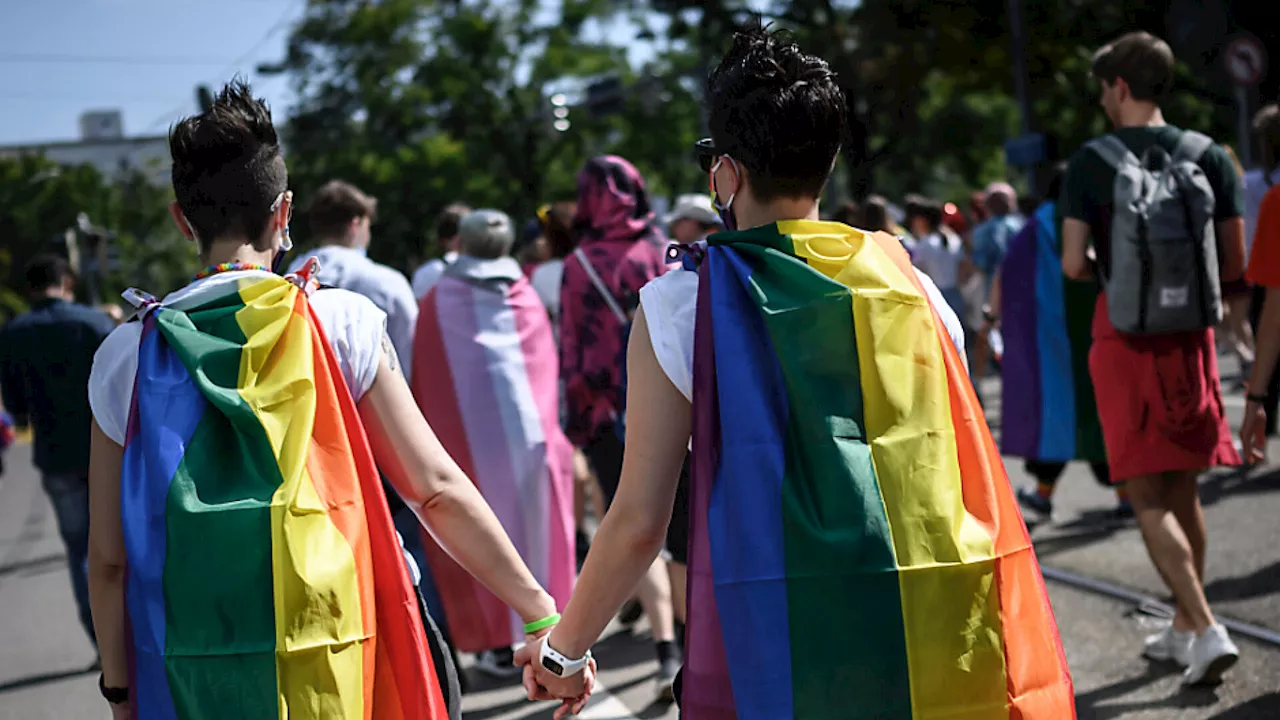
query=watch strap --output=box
[539,638,591,678]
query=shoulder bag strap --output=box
[1086,135,1139,170]
[1172,130,1214,164]
[573,247,627,324]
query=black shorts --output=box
[585,425,691,564]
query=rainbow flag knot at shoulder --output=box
[120,275,446,720]
[683,221,1075,720]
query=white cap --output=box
[664,193,722,228]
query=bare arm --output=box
[547,306,692,658]
[1061,218,1093,280]
[1249,288,1280,393]
[87,421,129,690]
[357,339,556,624]
[986,266,1002,318]
[1217,217,1247,283]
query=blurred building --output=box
[0,110,169,185]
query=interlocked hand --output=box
[514,635,596,719]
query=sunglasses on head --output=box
[695,138,724,173]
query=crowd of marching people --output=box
[3,20,1280,720]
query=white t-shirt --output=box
[639,265,968,402]
[1244,168,1280,256]
[288,246,417,381]
[530,258,565,320]
[910,230,964,291]
[411,252,458,300]
[89,271,387,446]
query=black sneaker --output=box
[575,530,592,571]
[474,647,521,679]
[618,598,643,628]
[1016,486,1053,516]
[655,656,680,703]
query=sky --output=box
[0,0,691,146]
[0,0,312,145]
[0,0,802,147]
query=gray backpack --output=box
[1087,130,1222,335]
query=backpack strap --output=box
[1172,130,1214,164]
[1086,135,1139,170]
[573,247,627,324]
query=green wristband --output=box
[523,613,561,634]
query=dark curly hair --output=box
[706,20,847,201]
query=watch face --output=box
[542,657,565,676]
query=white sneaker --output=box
[1182,624,1239,686]
[474,649,523,679]
[1142,625,1193,666]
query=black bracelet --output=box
[1246,392,1269,405]
[99,673,129,705]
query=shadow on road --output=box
[0,665,96,696]
[0,552,65,579]
[1074,663,1223,719]
[1206,692,1280,718]
[461,668,660,720]
[1204,559,1280,604]
[1028,511,1127,561]
[1199,466,1280,509]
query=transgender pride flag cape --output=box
[411,262,575,652]
[682,221,1074,719]
[121,274,446,720]
[999,202,1105,462]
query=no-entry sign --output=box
[1226,35,1267,87]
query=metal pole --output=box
[1006,0,1038,196]
[1235,84,1253,168]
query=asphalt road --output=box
[2,368,1278,719]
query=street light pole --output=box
[1007,0,1038,197]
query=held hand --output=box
[515,635,595,717]
[1240,401,1268,466]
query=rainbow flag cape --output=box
[120,275,447,720]
[410,265,575,652]
[999,203,1105,462]
[681,221,1075,719]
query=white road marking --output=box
[576,679,639,720]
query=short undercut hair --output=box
[169,79,288,251]
[1092,32,1176,103]
[308,180,377,240]
[706,21,847,202]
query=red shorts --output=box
[1088,294,1240,482]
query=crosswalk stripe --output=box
[576,679,638,719]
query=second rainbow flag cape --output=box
[681,221,1075,719]
[120,275,447,720]
[999,202,1105,463]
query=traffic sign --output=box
[1004,132,1046,168]
[1225,35,1267,87]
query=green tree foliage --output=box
[0,155,191,323]
[647,0,1235,203]
[274,0,705,272]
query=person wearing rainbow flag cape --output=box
[85,81,582,720]
[518,23,1075,719]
